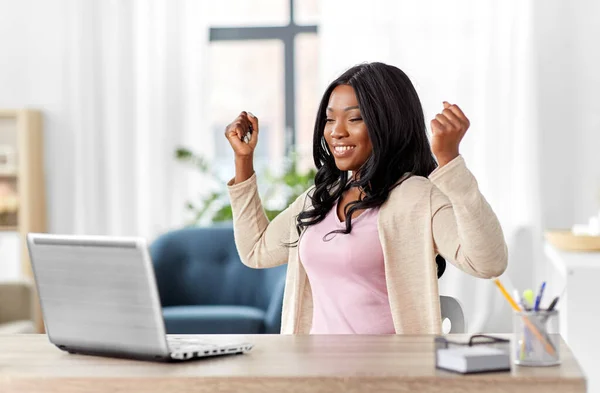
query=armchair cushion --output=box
[163,305,266,334]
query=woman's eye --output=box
[349,117,363,122]
[325,118,334,123]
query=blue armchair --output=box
[149,225,287,334]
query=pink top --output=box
[298,203,395,334]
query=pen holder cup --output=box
[512,310,560,367]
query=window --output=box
[295,33,319,172]
[207,40,285,179]
[208,0,319,178]
[206,0,289,27]
[294,0,319,25]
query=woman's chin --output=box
[334,160,356,172]
[332,151,369,173]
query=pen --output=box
[540,297,559,326]
[542,285,567,324]
[493,278,556,356]
[534,281,546,311]
[548,285,566,312]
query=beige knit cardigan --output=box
[227,155,508,334]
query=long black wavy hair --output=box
[295,62,438,239]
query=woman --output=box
[224,62,507,335]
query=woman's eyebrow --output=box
[326,105,360,112]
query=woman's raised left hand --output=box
[430,101,470,167]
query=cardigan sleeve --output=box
[227,172,311,269]
[428,155,508,278]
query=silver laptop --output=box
[26,233,254,362]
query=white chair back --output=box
[440,295,466,333]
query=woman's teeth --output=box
[334,146,355,153]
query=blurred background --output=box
[0,0,599,359]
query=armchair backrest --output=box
[149,226,286,312]
[0,280,33,324]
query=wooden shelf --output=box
[0,109,20,118]
[0,108,46,333]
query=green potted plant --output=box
[175,147,316,226]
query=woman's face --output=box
[324,84,373,172]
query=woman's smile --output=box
[331,144,357,157]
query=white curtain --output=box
[320,0,539,332]
[63,0,208,239]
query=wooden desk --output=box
[0,334,586,393]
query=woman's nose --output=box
[330,122,349,138]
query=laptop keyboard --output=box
[167,337,252,360]
[167,337,221,352]
[167,337,248,355]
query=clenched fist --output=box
[430,102,470,167]
[224,111,259,158]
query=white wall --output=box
[0,0,72,233]
[535,0,600,231]
[533,0,600,301]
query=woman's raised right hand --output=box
[224,111,259,158]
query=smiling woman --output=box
[223,62,508,335]
[299,63,437,235]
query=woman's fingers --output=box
[446,102,469,123]
[430,118,445,134]
[434,114,451,131]
[227,113,249,140]
[227,127,246,150]
[237,112,250,140]
[441,107,462,130]
[434,102,470,135]
[444,102,470,130]
[247,112,259,147]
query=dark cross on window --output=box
[209,0,318,155]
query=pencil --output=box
[494,279,521,310]
[493,278,556,356]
